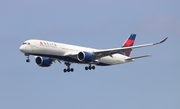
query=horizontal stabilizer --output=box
[125,54,152,61]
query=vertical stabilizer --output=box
[122,34,136,56]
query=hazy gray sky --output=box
[0,0,179,109]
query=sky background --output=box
[0,0,179,109]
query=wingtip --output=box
[153,37,168,45]
[160,37,168,43]
[147,54,153,56]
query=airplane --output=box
[19,34,167,72]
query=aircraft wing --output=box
[93,37,168,58]
[63,37,167,60]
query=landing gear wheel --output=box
[89,66,92,70]
[85,65,95,71]
[92,66,95,70]
[70,68,74,72]
[26,59,30,62]
[85,66,88,70]
[64,62,74,73]
[63,68,74,73]
[63,69,67,73]
[67,69,70,72]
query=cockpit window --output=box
[22,42,27,45]
[22,42,30,45]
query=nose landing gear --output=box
[25,54,30,63]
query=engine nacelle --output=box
[35,56,52,67]
[77,51,95,62]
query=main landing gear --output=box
[63,62,74,73]
[85,64,95,70]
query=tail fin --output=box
[122,34,136,56]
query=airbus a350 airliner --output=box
[19,34,167,72]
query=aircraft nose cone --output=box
[19,45,25,52]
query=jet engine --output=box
[35,56,52,67]
[77,51,95,62]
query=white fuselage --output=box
[19,39,133,66]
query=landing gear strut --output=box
[85,64,95,70]
[25,54,30,63]
[63,62,74,73]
